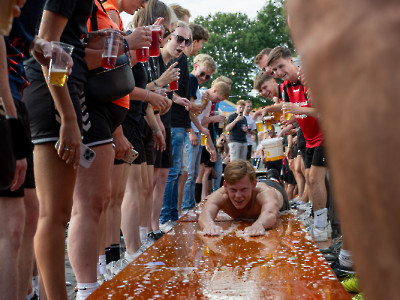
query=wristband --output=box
[154,80,159,87]
[143,90,149,102]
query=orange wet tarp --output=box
[88,213,350,299]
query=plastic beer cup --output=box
[48,41,74,87]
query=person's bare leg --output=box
[294,156,305,197]
[121,164,143,254]
[140,163,152,232]
[17,188,39,300]
[107,164,129,249]
[0,196,24,299]
[34,144,75,299]
[308,165,327,211]
[152,168,170,225]
[201,167,212,200]
[143,164,154,232]
[68,145,113,284]
[286,1,400,298]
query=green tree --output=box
[193,0,292,109]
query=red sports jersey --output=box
[282,80,323,148]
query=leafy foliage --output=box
[192,0,293,109]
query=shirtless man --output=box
[199,160,289,236]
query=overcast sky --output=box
[121,0,265,26]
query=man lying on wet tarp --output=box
[199,160,289,236]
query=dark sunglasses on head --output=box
[199,71,211,81]
[163,27,171,39]
[173,34,191,47]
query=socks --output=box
[110,244,121,262]
[338,249,353,268]
[32,275,39,293]
[105,247,111,264]
[26,291,35,300]
[314,208,328,228]
[139,226,147,242]
[76,282,99,300]
[195,183,202,203]
[98,255,107,275]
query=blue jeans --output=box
[182,132,202,210]
[212,154,223,192]
[159,127,186,224]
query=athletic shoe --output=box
[320,236,342,254]
[296,201,312,211]
[147,231,164,241]
[159,220,177,232]
[352,293,364,300]
[297,210,313,228]
[139,237,154,252]
[341,274,360,293]
[323,252,337,262]
[289,195,302,207]
[308,223,332,242]
[330,258,355,278]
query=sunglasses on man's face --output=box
[173,34,191,47]
[199,71,211,81]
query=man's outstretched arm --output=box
[199,190,225,236]
[245,191,280,236]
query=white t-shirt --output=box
[191,89,213,133]
[245,114,256,145]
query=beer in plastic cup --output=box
[148,25,161,57]
[200,133,207,146]
[102,31,121,69]
[283,108,291,120]
[169,79,178,91]
[273,111,282,122]
[255,118,264,132]
[48,41,74,87]
[264,116,274,131]
[136,47,149,63]
[153,87,167,112]
[0,0,15,36]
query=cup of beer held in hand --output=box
[102,30,121,69]
[148,25,162,57]
[255,117,264,132]
[136,47,149,63]
[48,41,74,87]
[201,133,207,146]
[263,116,274,131]
[282,106,291,120]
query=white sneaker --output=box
[297,210,313,228]
[296,201,312,211]
[308,223,332,242]
[139,237,154,252]
[159,220,177,232]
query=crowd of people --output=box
[1,0,397,300]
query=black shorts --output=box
[286,170,296,185]
[246,145,252,160]
[23,80,83,144]
[0,101,35,198]
[143,122,154,165]
[121,118,146,165]
[291,145,298,159]
[305,145,327,169]
[154,127,172,169]
[298,145,306,164]
[258,179,289,211]
[81,96,127,147]
[200,146,214,168]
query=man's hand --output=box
[10,158,27,191]
[125,26,152,50]
[203,224,223,236]
[189,103,202,115]
[31,37,73,74]
[244,222,266,236]
[189,130,198,146]
[199,127,210,136]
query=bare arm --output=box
[39,10,80,167]
[244,188,280,236]
[199,189,226,236]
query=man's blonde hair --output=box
[237,100,246,107]
[253,71,273,90]
[212,82,230,99]
[267,46,292,67]
[194,53,217,73]
[169,4,191,21]
[212,76,233,88]
[224,160,256,184]
[254,48,272,65]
